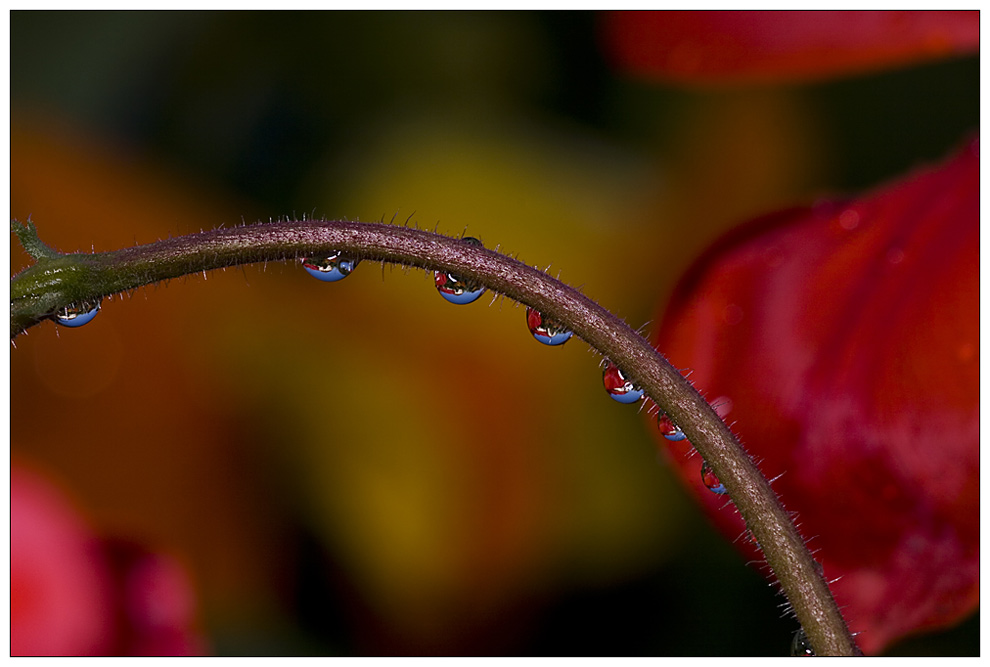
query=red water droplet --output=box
[701,461,727,495]
[657,414,687,441]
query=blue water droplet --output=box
[302,252,358,282]
[526,307,573,346]
[701,460,727,495]
[55,299,101,328]
[657,414,687,441]
[602,362,644,403]
[434,237,486,304]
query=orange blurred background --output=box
[9,11,978,655]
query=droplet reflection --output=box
[701,460,727,495]
[434,237,486,304]
[657,413,687,441]
[526,308,573,346]
[791,627,815,656]
[602,363,644,403]
[55,299,102,328]
[302,252,358,282]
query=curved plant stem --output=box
[10,218,859,655]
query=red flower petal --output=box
[602,11,979,85]
[652,137,978,654]
[11,464,115,655]
[11,462,208,656]
[104,540,208,656]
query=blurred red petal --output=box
[11,464,115,655]
[11,462,208,656]
[602,11,979,85]
[652,137,978,654]
[105,540,209,656]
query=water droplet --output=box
[301,252,358,282]
[657,414,687,441]
[434,237,486,304]
[55,299,101,328]
[838,209,860,231]
[791,627,815,656]
[526,308,573,346]
[602,363,644,403]
[711,396,733,418]
[701,460,727,495]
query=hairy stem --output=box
[10,218,859,655]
